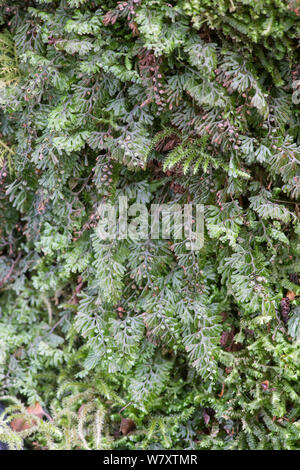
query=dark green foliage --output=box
[0,0,299,450]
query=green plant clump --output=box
[0,0,299,450]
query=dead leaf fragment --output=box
[218,383,225,398]
[261,380,269,390]
[120,418,136,435]
[10,402,46,432]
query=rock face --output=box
[0,404,8,450]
